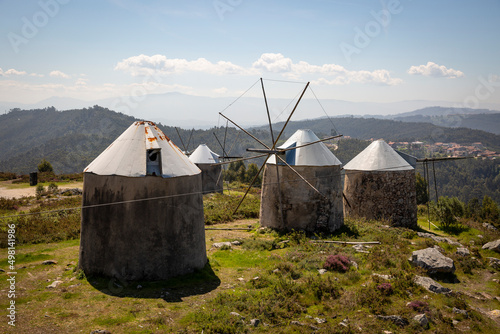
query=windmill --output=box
[216,78,344,232]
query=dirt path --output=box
[0,180,83,199]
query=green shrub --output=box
[48,182,58,193]
[35,184,45,198]
[37,159,54,173]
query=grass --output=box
[0,192,499,333]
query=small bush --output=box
[376,282,393,295]
[306,274,340,301]
[241,238,276,251]
[456,255,485,275]
[0,172,17,181]
[401,230,417,239]
[75,269,86,280]
[48,182,58,193]
[274,261,301,280]
[323,254,351,272]
[407,300,429,312]
[0,197,20,211]
[38,159,54,173]
[36,184,45,198]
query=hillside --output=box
[0,189,499,333]
[392,113,500,135]
[393,106,500,117]
[0,106,499,205]
[265,117,500,152]
[0,106,274,174]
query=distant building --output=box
[260,129,344,233]
[343,139,417,228]
[79,121,207,281]
[189,144,223,194]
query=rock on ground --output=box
[212,242,233,248]
[250,319,260,327]
[410,247,455,274]
[413,314,429,328]
[417,232,463,247]
[414,275,452,294]
[482,222,498,231]
[455,248,470,256]
[376,315,409,327]
[487,257,500,270]
[482,239,500,253]
[46,280,63,289]
[453,307,469,318]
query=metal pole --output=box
[219,112,270,150]
[175,127,187,152]
[425,161,431,230]
[272,82,310,147]
[432,161,440,222]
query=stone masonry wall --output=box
[343,170,417,228]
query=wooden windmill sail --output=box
[217,78,344,232]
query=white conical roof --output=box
[84,121,201,177]
[189,144,220,164]
[267,129,342,166]
[343,139,413,171]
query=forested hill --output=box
[392,113,500,135]
[0,106,270,174]
[266,117,500,152]
[1,106,499,174]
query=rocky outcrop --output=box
[414,275,452,294]
[482,239,500,253]
[410,247,455,274]
[417,232,463,247]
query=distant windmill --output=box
[217,78,344,232]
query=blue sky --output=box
[1,0,499,111]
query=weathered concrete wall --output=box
[79,173,207,281]
[196,163,223,194]
[260,164,343,233]
[343,170,417,228]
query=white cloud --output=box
[115,54,255,76]
[407,61,464,78]
[213,87,228,94]
[252,53,293,73]
[115,53,402,86]
[49,70,71,79]
[75,78,88,86]
[0,68,28,76]
[252,53,401,85]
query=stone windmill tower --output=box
[343,139,417,228]
[260,129,343,232]
[79,121,207,281]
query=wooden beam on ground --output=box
[311,240,381,245]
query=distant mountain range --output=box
[2,93,499,129]
[1,105,499,174]
[386,107,500,135]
